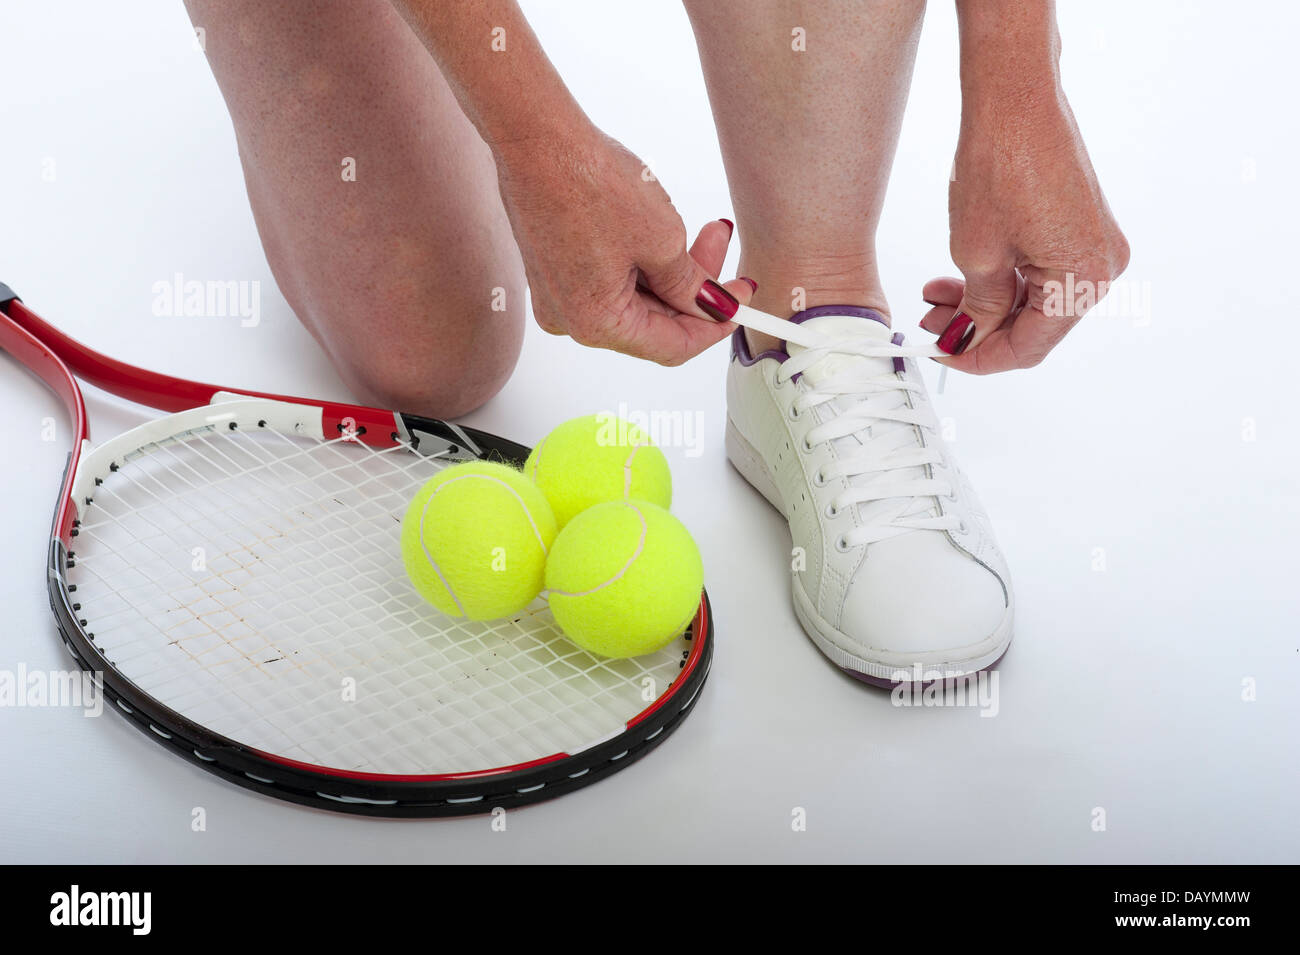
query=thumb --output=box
[938,267,1021,356]
[639,219,738,322]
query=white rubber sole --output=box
[726,417,1014,684]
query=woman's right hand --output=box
[494,128,753,365]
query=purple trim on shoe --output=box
[730,305,891,367]
[891,332,906,374]
[730,324,781,366]
[789,305,889,328]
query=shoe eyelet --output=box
[825,502,839,518]
[772,373,783,389]
[834,536,851,553]
[788,404,801,421]
[801,436,814,453]
[813,470,827,487]
[957,520,969,535]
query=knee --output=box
[326,288,526,420]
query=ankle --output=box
[739,269,891,353]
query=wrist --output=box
[487,109,601,174]
[957,0,1063,112]
[388,0,596,172]
[490,120,608,205]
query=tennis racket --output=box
[0,282,712,817]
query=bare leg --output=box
[184,0,525,418]
[685,0,926,350]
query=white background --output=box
[0,0,1296,862]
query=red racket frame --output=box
[0,285,713,815]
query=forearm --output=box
[956,0,1063,110]
[388,0,593,158]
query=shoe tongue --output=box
[785,311,895,384]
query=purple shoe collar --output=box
[731,305,893,366]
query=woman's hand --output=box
[924,0,1130,373]
[495,129,750,365]
[387,0,748,365]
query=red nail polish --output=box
[937,312,975,355]
[696,279,739,322]
[740,276,758,292]
[720,218,735,236]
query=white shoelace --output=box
[776,332,964,548]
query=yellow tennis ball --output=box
[401,461,557,620]
[524,414,672,529]
[545,499,703,658]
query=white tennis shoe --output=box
[725,306,1013,685]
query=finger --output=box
[937,304,1070,375]
[935,267,1019,356]
[921,276,965,308]
[1013,270,1029,313]
[640,275,752,321]
[649,276,755,356]
[634,218,734,299]
[919,303,958,336]
[614,276,754,365]
[688,218,734,278]
[638,218,735,321]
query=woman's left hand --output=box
[922,92,1130,373]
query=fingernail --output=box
[740,276,758,292]
[720,218,735,236]
[696,279,739,322]
[937,312,975,355]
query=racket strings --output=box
[82,429,429,669]
[67,423,686,774]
